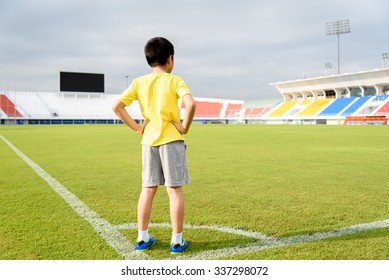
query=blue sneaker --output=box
[170,238,188,254]
[135,236,156,252]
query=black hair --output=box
[144,37,174,67]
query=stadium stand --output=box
[299,100,312,106]
[268,101,299,117]
[340,96,371,116]
[1,69,388,125]
[265,68,389,124]
[9,92,52,118]
[224,103,243,118]
[181,100,224,118]
[297,99,332,117]
[0,94,23,117]
[374,100,389,116]
[2,91,259,124]
[283,100,312,117]
[318,97,357,116]
[4,91,121,119]
[193,101,223,118]
[244,108,271,118]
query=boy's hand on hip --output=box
[171,121,187,134]
[137,120,150,135]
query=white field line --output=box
[0,134,148,260]
[170,219,389,260]
[116,219,389,260]
[116,222,275,241]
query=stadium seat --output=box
[224,103,243,118]
[2,92,121,120]
[341,96,371,116]
[268,101,299,117]
[0,94,23,117]
[374,100,389,116]
[318,97,357,116]
[190,101,223,118]
[297,99,332,117]
[244,108,271,118]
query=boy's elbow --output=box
[112,104,119,114]
[112,100,124,114]
[191,101,196,112]
[188,100,196,112]
[184,96,196,111]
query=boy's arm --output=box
[171,94,196,134]
[112,99,149,135]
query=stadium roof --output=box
[270,68,389,97]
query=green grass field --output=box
[1,124,388,260]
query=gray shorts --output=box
[142,141,189,188]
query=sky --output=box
[1,0,388,104]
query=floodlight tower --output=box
[325,19,351,74]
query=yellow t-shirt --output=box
[119,73,191,146]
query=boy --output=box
[112,37,196,254]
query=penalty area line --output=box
[0,134,147,260]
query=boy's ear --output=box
[166,55,174,73]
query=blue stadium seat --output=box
[318,97,357,116]
[341,96,371,116]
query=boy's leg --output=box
[167,186,188,253]
[160,141,188,252]
[135,186,158,251]
[137,186,158,232]
[160,142,188,235]
[138,144,163,246]
[166,186,184,236]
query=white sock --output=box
[171,232,183,244]
[138,229,149,242]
